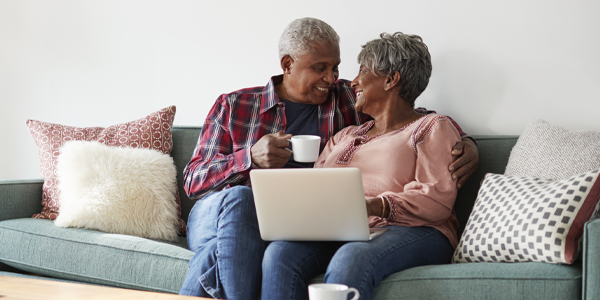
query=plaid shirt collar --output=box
[259,75,284,115]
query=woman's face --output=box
[284,42,340,105]
[351,64,388,115]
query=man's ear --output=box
[384,71,401,91]
[280,55,294,74]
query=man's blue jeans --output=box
[179,186,266,300]
[261,226,454,300]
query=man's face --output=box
[284,42,341,105]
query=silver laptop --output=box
[249,167,387,241]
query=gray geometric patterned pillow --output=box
[505,118,600,180]
[452,169,600,265]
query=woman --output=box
[261,32,461,300]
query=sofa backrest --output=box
[170,126,519,237]
[171,126,202,224]
[454,135,518,237]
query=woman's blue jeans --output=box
[179,186,266,300]
[261,226,454,300]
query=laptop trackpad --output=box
[368,228,388,240]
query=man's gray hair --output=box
[279,17,340,60]
[357,32,432,107]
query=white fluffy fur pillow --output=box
[54,141,179,241]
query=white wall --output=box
[1,0,599,181]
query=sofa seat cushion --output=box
[310,262,581,300]
[0,218,193,293]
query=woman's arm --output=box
[374,117,461,225]
[415,108,479,188]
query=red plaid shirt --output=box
[184,75,469,200]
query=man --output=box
[179,18,478,300]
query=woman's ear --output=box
[280,55,294,74]
[384,71,401,91]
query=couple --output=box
[180,17,478,300]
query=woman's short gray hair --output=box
[279,17,340,60]
[357,32,432,107]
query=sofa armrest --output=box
[0,179,44,221]
[583,218,600,300]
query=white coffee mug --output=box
[308,283,360,300]
[288,135,320,163]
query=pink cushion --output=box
[26,106,186,234]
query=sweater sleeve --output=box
[379,116,461,226]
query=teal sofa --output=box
[0,127,597,299]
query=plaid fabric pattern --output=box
[184,75,469,200]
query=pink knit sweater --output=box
[314,114,462,248]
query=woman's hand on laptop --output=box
[251,132,293,168]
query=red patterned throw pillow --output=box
[26,106,186,235]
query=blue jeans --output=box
[179,186,267,300]
[261,226,454,300]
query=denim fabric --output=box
[179,186,267,300]
[261,226,454,300]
